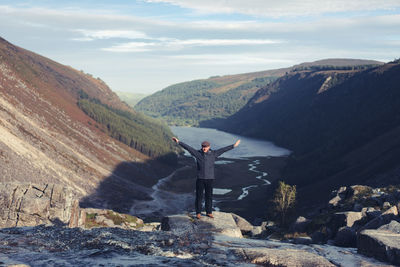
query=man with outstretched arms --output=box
[172,137,240,219]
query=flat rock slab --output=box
[358,228,400,265]
[161,211,243,238]
[238,247,335,267]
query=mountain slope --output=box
[0,37,176,211]
[218,60,400,205]
[136,59,382,126]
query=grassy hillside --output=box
[218,60,400,206]
[136,59,383,126]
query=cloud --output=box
[102,42,156,52]
[145,0,400,17]
[101,38,282,52]
[168,53,294,65]
[72,29,149,41]
[1,2,399,93]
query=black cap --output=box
[201,141,210,147]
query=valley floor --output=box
[130,155,288,224]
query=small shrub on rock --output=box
[273,181,296,226]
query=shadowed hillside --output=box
[216,60,400,209]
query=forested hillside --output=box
[136,59,382,126]
[136,75,279,126]
[77,91,175,159]
[218,60,400,205]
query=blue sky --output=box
[1,0,399,94]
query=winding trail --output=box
[237,159,270,200]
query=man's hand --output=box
[234,139,241,147]
[172,137,179,143]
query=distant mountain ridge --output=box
[0,37,175,212]
[116,91,148,107]
[136,59,383,126]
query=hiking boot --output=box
[206,213,214,218]
[196,213,201,219]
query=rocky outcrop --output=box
[302,185,400,251]
[0,183,148,231]
[0,210,392,266]
[0,182,395,266]
[329,186,352,207]
[358,220,400,265]
[0,183,78,228]
[361,206,399,231]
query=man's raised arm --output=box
[172,137,202,159]
[215,139,241,157]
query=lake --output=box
[170,126,291,159]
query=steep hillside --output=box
[0,37,176,212]
[136,59,382,126]
[218,61,400,206]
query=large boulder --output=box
[328,195,342,207]
[358,220,400,265]
[361,206,399,231]
[362,207,382,220]
[250,226,263,237]
[311,230,330,244]
[161,211,243,238]
[330,211,363,234]
[350,185,372,196]
[334,227,357,247]
[230,213,253,233]
[290,216,311,233]
[329,186,350,207]
[379,220,400,234]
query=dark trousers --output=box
[195,179,213,214]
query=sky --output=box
[0,1,399,94]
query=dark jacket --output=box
[179,141,234,179]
